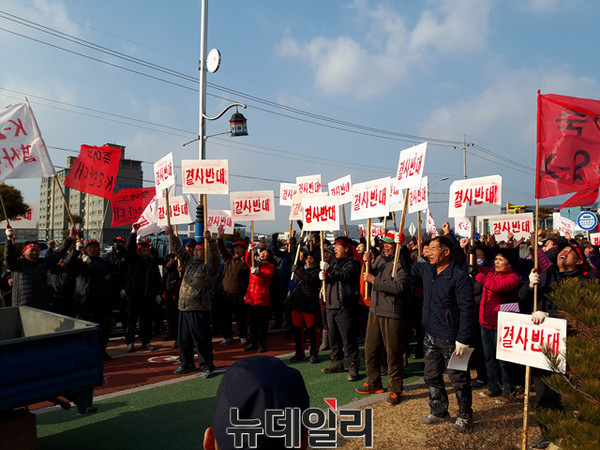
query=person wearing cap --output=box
[167,225,221,377]
[124,224,163,353]
[470,248,521,401]
[217,235,250,346]
[243,242,275,352]
[320,235,362,381]
[5,226,76,310]
[203,355,310,450]
[288,249,321,363]
[356,231,411,405]
[523,238,596,449]
[411,235,475,432]
[66,238,113,360]
[103,236,129,336]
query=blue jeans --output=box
[480,326,516,394]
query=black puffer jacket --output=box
[290,264,321,313]
[6,237,74,309]
[66,250,112,310]
[324,256,361,310]
[125,233,162,299]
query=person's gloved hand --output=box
[466,265,476,276]
[454,341,469,356]
[529,269,540,288]
[76,240,84,251]
[131,223,140,234]
[395,232,405,245]
[320,261,330,271]
[120,290,127,298]
[71,226,78,237]
[81,254,91,264]
[291,264,297,273]
[248,243,256,253]
[156,295,162,305]
[319,270,327,281]
[5,227,14,240]
[251,266,259,275]
[532,311,549,324]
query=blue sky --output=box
[1,0,598,235]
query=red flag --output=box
[111,187,156,228]
[536,92,600,199]
[558,177,600,210]
[64,145,122,199]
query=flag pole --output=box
[365,218,372,298]
[392,189,410,278]
[291,230,304,281]
[288,221,293,253]
[391,211,398,231]
[53,175,75,229]
[469,215,476,266]
[0,190,10,229]
[164,189,172,254]
[341,204,347,235]
[417,211,422,257]
[320,231,326,304]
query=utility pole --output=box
[454,135,473,179]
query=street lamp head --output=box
[229,107,248,137]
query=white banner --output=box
[181,159,228,194]
[448,175,502,218]
[157,196,193,226]
[290,192,326,221]
[230,190,275,221]
[351,177,391,221]
[426,210,438,237]
[136,192,159,237]
[207,209,234,234]
[0,202,37,229]
[153,152,176,192]
[488,213,534,241]
[389,179,404,212]
[553,213,576,236]
[497,312,567,373]
[279,182,298,206]
[328,175,352,205]
[454,217,472,237]
[301,196,340,232]
[0,102,56,182]
[395,142,427,189]
[296,174,322,195]
[407,176,428,214]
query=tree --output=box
[0,184,30,222]
[536,278,600,448]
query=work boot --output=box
[319,329,330,351]
[321,359,344,374]
[347,362,359,381]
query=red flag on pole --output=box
[536,92,600,199]
[111,187,156,227]
[64,145,122,199]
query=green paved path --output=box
[36,350,424,449]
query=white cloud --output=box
[279,0,492,99]
[522,0,561,13]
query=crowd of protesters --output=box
[2,218,595,448]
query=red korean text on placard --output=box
[305,205,336,224]
[353,187,387,212]
[454,184,498,209]
[298,180,321,195]
[155,162,173,186]
[397,154,423,181]
[184,167,227,187]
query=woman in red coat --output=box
[244,244,275,352]
[475,248,520,401]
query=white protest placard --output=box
[448,175,502,218]
[488,213,534,241]
[181,159,228,194]
[358,222,385,241]
[497,311,567,373]
[230,190,275,221]
[157,196,193,226]
[396,142,427,189]
[389,179,404,212]
[296,174,322,195]
[136,192,160,237]
[289,192,326,221]
[279,183,298,206]
[351,177,391,221]
[454,217,472,237]
[301,196,340,232]
[153,152,175,192]
[426,210,438,236]
[407,176,428,214]
[207,209,234,234]
[553,213,576,236]
[328,175,352,205]
[0,203,37,229]
[590,232,600,246]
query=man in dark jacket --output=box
[103,236,128,336]
[320,236,362,381]
[5,227,76,310]
[124,224,163,353]
[66,239,112,360]
[356,231,411,406]
[169,225,220,378]
[411,235,474,432]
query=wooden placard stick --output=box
[392,189,410,278]
[320,231,326,304]
[341,204,348,235]
[250,220,255,268]
[365,218,372,298]
[469,215,476,266]
[164,188,172,254]
[288,221,293,254]
[417,210,422,257]
[53,175,75,229]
